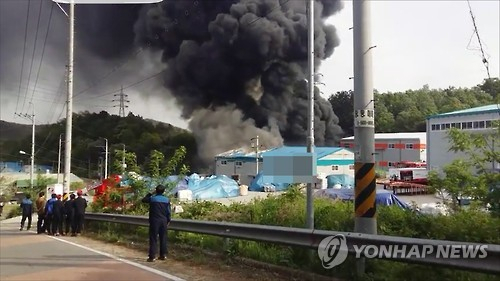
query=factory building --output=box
[340,132,427,169]
[214,146,354,186]
[426,104,500,172]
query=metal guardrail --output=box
[85,213,500,275]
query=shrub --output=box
[87,191,500,281]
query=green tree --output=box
[113,149,141,174]
[429,125,500,214]
[328,90,354,136]
[161,145,190,178]
[146,149,165,178]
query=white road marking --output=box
[0,217,185,281]
[47,235,186,281]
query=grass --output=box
[86,187,500,281]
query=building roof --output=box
[215,147,276,159]
[261,146,344,159]
[341,132,426,141]
[427,104,500,119]
[216,146,345,160]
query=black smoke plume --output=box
[1,0,345,164]
[132,0,344,162]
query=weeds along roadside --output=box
[85,188,500,281]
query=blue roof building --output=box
[215,146,355,186]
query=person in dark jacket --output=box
[44,194,57,235]
[52,194,64,236]
[142,185,171,262]
[72,190,87,236]
[19,193,33,231]
[64,193,75,235]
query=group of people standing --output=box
[20,190,87,236]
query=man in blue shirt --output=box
[142,185,171,262]
[44,193,57,235]
[19,193,33,231]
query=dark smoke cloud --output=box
[1,0,345,165]
[133,0,344,162]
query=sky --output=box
[0,0,498,128]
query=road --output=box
[0,216,185,281]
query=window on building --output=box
[478,121,485,129]
[388,162,393,167]
[220,160,227,165]
[332,165,339,171]
[466,122,473,129]
[235,161,243,166]
[486,120,492,128]
[405,143,413,149]
[451,123,457,128]
[445,123,451,129]
[473,121,479,128]
[440,124,446,130]
[388,143,395,149]
[349,165,354,170]
[461,122,467,129]
[431,124,437,131]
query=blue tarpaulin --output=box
[327,174,355,188]
[184,173,240,199]
[314,188,410,209]
[249,172,290,192]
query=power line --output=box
[72,48,144,99]
[28,1,55,107]
[14,0,32,117]
[76,70,164,101]
[20,0,44,115]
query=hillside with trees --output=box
[1,78,498,179]
[0,111,198,179]
[329,78,500,137]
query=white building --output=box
[426,104,500,172]
[214,146,354,186]
[214,147,270,186]
[340,132,427,170]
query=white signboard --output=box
[46,184,64,199]
[354,109,375,128]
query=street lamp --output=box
[19,150,34,189]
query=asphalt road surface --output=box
[0,216,185,281]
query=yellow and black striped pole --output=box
[353,0,377,275]
[355,163,376,219]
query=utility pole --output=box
[51,0,162,193]
[113,86,130,117]
[122,144,126,174]
[57,133,62,183]
[251,136,260,176]
[63,0,75,194]
[306,0,315,230]
[104,138,108,179]
[353,0,377,275]
[16,105,35,189]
